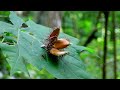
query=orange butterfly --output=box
[42,27,70,56]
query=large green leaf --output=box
[0,31,46,76]
[18,31,46,70]
[44,54,92,79]
[0,11,93,79]
[23,21,92,78]
[9,11,24,28]
[0,21,18,35]
[25,20,79,44]
[0,43,29,75]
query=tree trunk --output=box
[36,11,62,28]
[112,11,117,79]
[16,11,30,16]
[102,11,109,79]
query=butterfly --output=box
[41,27,70,56]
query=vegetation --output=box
[0,11,119,79]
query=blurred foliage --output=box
[0,11,120,79]
[62,11,120,79]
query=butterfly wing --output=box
[45,27,60,50]
[49,27,60,38]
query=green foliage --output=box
[9,11,25,28]
[0,11,93,79]
[63,11,99,45]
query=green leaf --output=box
[0,21,18,35]
[45,54,92,79]
[0,11,93,79]
[0,30,46,76]
[71,45,95,54]
[25,20,79,44]
[85,47,95,54]
[71,45,86,53]
[24,20,92,78]
[0,43,29,75]
[71,45,100,59]
[9,11,24,28]
[18,31,46,70]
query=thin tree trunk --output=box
[112,11,117,79]
[103,11,109,79]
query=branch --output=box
[83,11,102,46]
